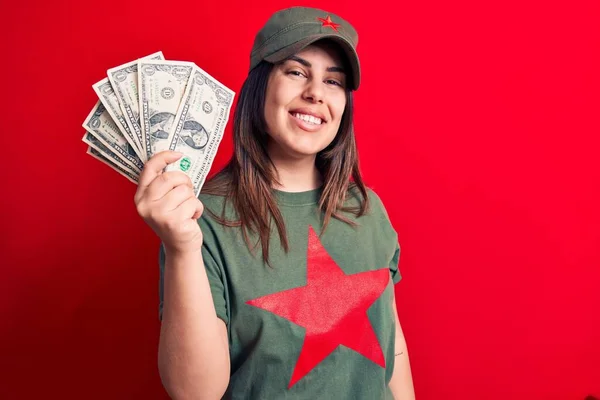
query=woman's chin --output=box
[283,143,326,159]
[267,138,324,160]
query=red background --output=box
[2,0,599,398]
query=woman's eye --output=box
[288,70,304,77]
[326,79,342,87]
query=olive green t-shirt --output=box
[159,187,402,399]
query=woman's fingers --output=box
[135,151,183,203]
[145,171,193,203]
[159,184,197,213]
[173,195,204,222]
[191,199,204,220]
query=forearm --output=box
[389,295,415,399]
[158,249,230,400]
[389,343,415,399]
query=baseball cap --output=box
[249,6,361,90]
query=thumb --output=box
[137,151,184,194]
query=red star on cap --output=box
[246,226,390,388]
[317,15,340,32]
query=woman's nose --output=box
[302,79,325,104]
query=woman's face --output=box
[263,42,348,160]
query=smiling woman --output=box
[264,43,349,160]
[133,5,415,400]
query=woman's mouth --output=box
[291,112,323,125]
[289,112,326,132]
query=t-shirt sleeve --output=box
[200,241,229,325]
[367,188,403,285]
[157,235,229,325]
[390,242,402,285]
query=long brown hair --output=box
[202,50,370,264]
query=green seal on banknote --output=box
[179,156,191,172]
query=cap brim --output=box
[263,34,361,90]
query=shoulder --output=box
[198,192,227,213]
[196,168,234,218]
[345,184,389,218]
[366,187,392,219]
[196,193,234,232]
[195,193,241,259]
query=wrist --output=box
[163,245,203,264]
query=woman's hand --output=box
[134,151,204,256]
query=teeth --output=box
[294,113,322,125]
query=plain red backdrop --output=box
[1,0,599,398]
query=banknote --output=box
[82,100,143,173]
[107,51,164,162]
[92,78,144,160]
[165,65,235,195]
[86,146,139,184]
[138,60,194,160]
[82,131,140,180]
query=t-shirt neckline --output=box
[272,186,323,206]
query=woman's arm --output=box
[389,290,416,399]
[133,152,230,399]
[158,249,230,400]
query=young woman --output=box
[135,6,415,399]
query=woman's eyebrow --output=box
[287,56,346,74]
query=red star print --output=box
[246,226,390,388]
[317,15,341,32]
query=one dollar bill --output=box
[138,60,194,160]
[82,133,140,183]
[92,78,144,161]
[86,146,139,184]
[165,65,235,195]
[107,51,164,162]
[82,100,143,172]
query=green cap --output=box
[249,6,361,90]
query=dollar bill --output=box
[138,60,194,160]
[165,65,235,195]
[82,131,140,181]
[86,146,139,184]
[92,78,144,160]
[107,51,164,162]
[82,100,143,173]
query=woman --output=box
[135,6,415,399]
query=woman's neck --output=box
[269,153,322,192]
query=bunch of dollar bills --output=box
[82,51,235,195]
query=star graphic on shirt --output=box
[246,226,390,388]
[317,15,341,32]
